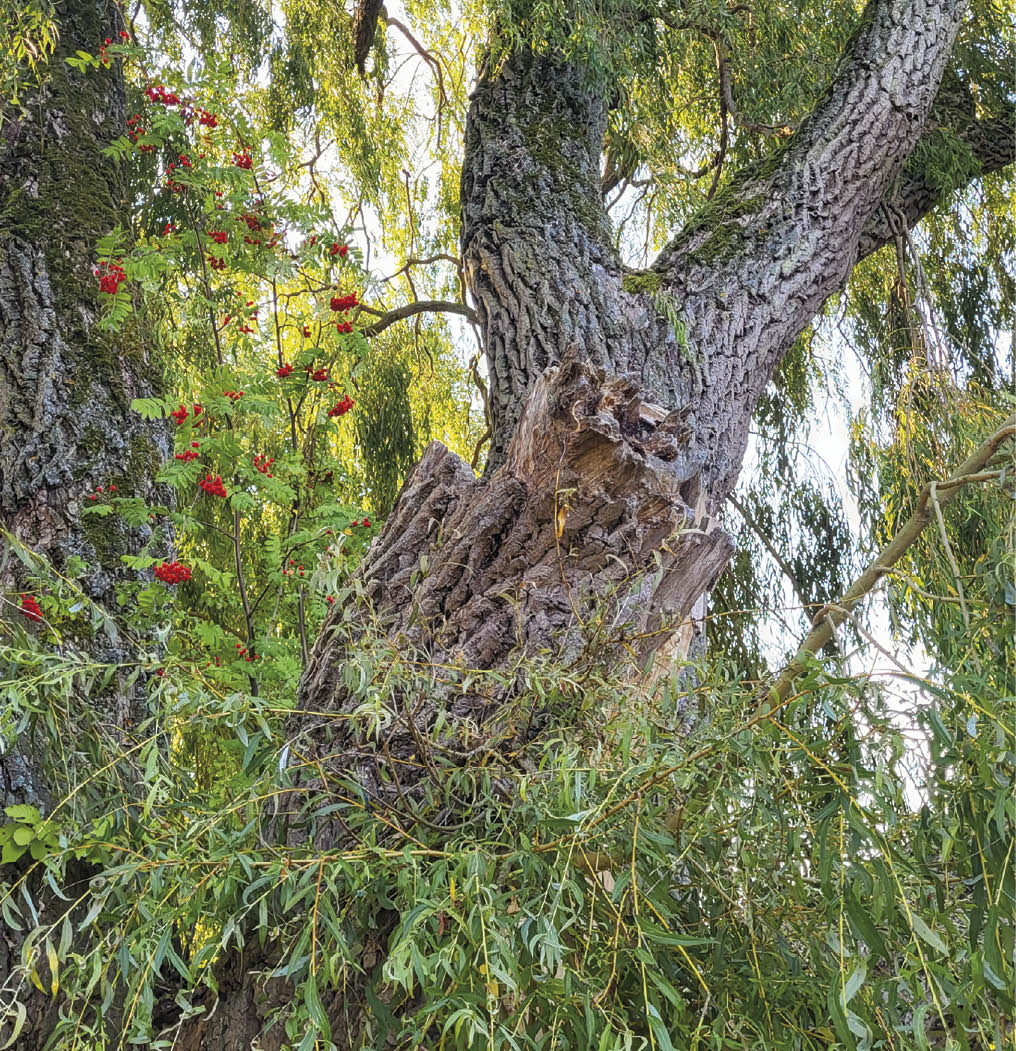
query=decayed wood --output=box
[296,353,733,776]
[177,355,735,1051]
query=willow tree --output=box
[1,0,1013,1045]
[296,0,1011,783]
[192,0,1012,1040]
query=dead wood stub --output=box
[299,356,733,722]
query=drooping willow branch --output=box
[767,411,1016,706]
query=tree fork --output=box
[296,354,733,779]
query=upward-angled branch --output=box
[658,0,969,290]
[639,0,971,502]
[767,411,1016,706]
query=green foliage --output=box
[0,0,56,117]
[1,5,1014,1050]
[0,805,59,866]
[1,565,1013,1048]
[32,41,477,699]
[354,355,418,514]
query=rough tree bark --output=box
[169,0,1002,1045]
[0,2,167,1045]
[299,0,972,721]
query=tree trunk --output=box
[173,0,976,1045]
[308,0,970,695]
[0,2,167,1045]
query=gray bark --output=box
[855,115,1015,262]
[0,3,167,1046]
[465,0,971,510]
[290,0,973,851]
[0,1,168,805]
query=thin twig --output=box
[928,481,970,629]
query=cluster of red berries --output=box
[351,517,372,528]
[87,483,116,501]
[253,454,275,476]
[154,561,192,584]
[146,84,181,105]
[162,222,178,235]
[330,292,359,312]
[126,114,154,152]
[276,363,294,378]
[335,321,353,334]
[238,212,262,231]
[329,243,349,258]
[199,474,228,498]
[282,560,305,577]
[223,389,244,401]
[209,230,228,244]
[235,643,261,662]
[196,108,218,128]
[96,260,126,295]
[308,367,329,382]
[20,593,42,623]
[232,151,253,169]
[175,442,201,461]
[328,395,354,418]
[303,326,313,338]
[170,404,203,426]
[208,255,226,271]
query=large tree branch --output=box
[855,115,1015,262]
[638,0,970,503]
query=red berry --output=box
[20,594,43,623]
[154,561,192,584]
[327,394,354,418]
